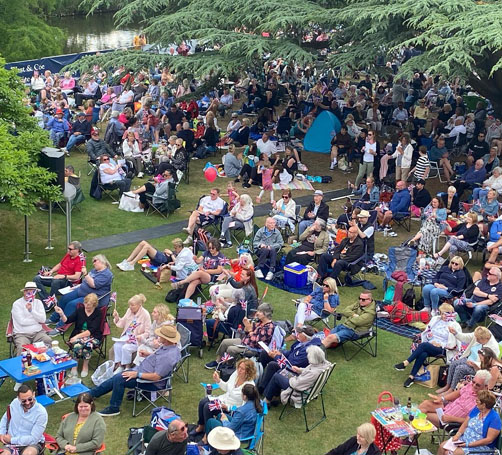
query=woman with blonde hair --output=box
[294,278,339,328]
[133,304,175,365]
[437,326,500,394]
[434,212,480,259]
[111,294,152,373]
[325,422,379,455]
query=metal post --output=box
[66,200,72,246]
[45,201,54,250]
[23,215,32,262]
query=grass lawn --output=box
[0,146,477,454]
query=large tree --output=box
[0,57,61,215]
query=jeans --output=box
[220,217,244,242]
[298,220,314,236]
[33,276,68,301]
[263,371,290,400]
[198,397,222,425]
[49,289,84,325]
[407,343,444,377]
[90,372,138,410]
[472,188,488,201]
[422,284,450,311]
[446,358,476,389]
[258,361,280,394]
[454,300,489,327]
[66,134,86,151]
[50,130,66,147]
[318,254,351,279]
[328,324,359,343]
[255,247,278,273]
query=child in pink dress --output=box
[227,181,239,210]
[256,163,280,203]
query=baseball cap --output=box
[77,111,86,117]
[55,109,63,114]
[231,112,238,118]
[91,127,99,135]
[416,178,426,185]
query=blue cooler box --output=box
[284,263,308,288]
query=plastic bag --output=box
[91,360,114,386]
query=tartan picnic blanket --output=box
[273,179,315,191]
[376,318,422,339]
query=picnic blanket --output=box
[376,318,422,339]
[273,179,315,191]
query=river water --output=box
[48,12,139,54]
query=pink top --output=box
[115,306,152,341]
[60,78,75,90]
[228,189,238,210]
[261,168,274,191]
[444,382,477,417]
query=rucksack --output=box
[402,288,416,308]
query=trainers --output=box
[137,172,144,178]
[13,382,22,392]
[205,361,218,370]
[223,241,232,248]
[242,183,251,188]
[403,377,414,388]
[330,162,336,170]
[265,271,274,281]
[183,237,192,245]
[255,269,264,279]
[394,362,406,371]
[121,262,134,272]
[48,328,62,337]
[98,406,120,417]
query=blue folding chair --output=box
[240,401,268,454]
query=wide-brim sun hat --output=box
[207,427,240,451]
[21,281,40,292]
[154,325,180,343]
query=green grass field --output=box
[0,147,476,454]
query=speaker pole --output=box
[46,201,54,250]
[66,199,72,247]
[23,215,32,263]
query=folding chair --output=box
[6,318,52,358]
[193,195,228,239]
[279,362,336,432]
[393,208,412,232]
[133,372,173,417]
[278,204,302,240]
[145,182,181,219]
[340,320,378,361]
[59,304,111,370]
[95,169,120,202]
[240,401,268,455]
[173,322,191,383]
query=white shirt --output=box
[200,195,225,213]
[99,163,123,184]
[217,371,254,407]
[256,139,277,158]
[118,89,134,104]
[226,119,241,133]
[12,297,46,335]
[363,141,376,163]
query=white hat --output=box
[314,190,324,196]
[207,427,240,451]
[21,282,40,292]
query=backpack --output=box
[194,228,210,254]
[402,288,416,308]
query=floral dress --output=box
[418,205,447,254]
[459,413,492,454]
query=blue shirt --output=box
[309,288,340,317]
[78,267,113,298]
[282,338,322,367]
[468,407,501,447]
[136,344,181,388]
[0,397,47,446]
[223,400,257,439]
[389,189,411,214]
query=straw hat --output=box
[154,325,180,343]
[207,427,240,451]
[357,210,370,218]
[20,282,40,292]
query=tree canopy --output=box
[0,0,65,62]
[75,0,502,112]
[0,57,61,215]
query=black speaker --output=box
[39,147,65,192]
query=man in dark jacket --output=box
[86,127,112,163]
[469,131,490,161]
[299,190,329,235]
[176,122,195,154]
[453,158,487,200]
[64,112,91,155]
[257,325,321,394]
[318,226,365,280]
[412,179,432,209]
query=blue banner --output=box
[5,49,114,84]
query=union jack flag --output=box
[220,353,233,363]
[43,295,58,309]
[25,290,36,303]
[305,303,313,316]
[110,292,117,304]
[208,400,222,411]
[240,299,247,311]
[277,355,288,369]
[210,286,219,297]
[270,340,277,351]
[220,258,231,266]
[79,252,86,264]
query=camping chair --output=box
[340,319,378,361]
[6,318,52,358]
[279,362,336,432]
[193,195,228,239]
[294,282,333,329]
[44,414,106,455]
[277,204,302,240]
[125,426,158,455]
[392,208,412,232]
[59,304,111,370]
[428,159,448,183]
[240,401,268,455]
[173,322,191,383]
[133,372,173,417]
[145,182,181,219]
[95,168,120,202]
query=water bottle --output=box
[206,384,213,397]
[383,227,388,237]
[197,297,201,306]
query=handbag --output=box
[119,193,144,213]
[415,364,440,388]
[155,267,171,284]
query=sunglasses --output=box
[450,262,460,266]
[92,259,98,263]
[21,397,34,404]
[282,196,289,199]
[102,158,110,162]
[68,247,76,251]
[359,297,370,301]
[368,133,374,136]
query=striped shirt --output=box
[414,155,430,179]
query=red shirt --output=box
[59,253,84,276]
